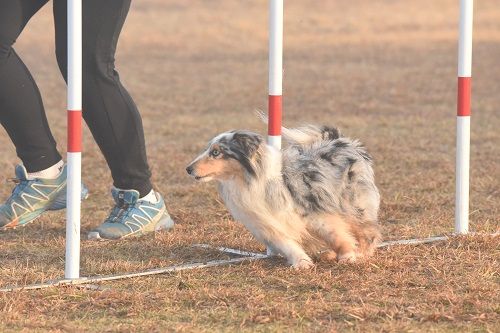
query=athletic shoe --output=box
[0,164,89,230]
[87,188,174,240]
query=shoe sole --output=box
[0,212,39,230]
[87,213,174,241]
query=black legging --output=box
[0,0,152,196]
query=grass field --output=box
[0,0,499,331]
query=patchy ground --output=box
[0,0,498,332]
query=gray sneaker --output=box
[0,165,89,230]
[87,188,174,240]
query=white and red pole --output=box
[456,0,473,234]
[65,0,82,279]
[265,0,283,256]
[268,0,283,149]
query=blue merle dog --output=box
[187,123,381,269]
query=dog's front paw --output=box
[292,258,315,270]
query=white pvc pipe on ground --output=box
[4,233,500,292]
[456,0,473,234]
[65,0,83,279]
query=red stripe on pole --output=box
[268,95,282,135]
[68,110,82,152]
[457,77,471,116]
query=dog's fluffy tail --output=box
[256,110,341,146]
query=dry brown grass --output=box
[0,0,498,332]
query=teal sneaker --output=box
[87,188,174,240]
[0,165,89,230]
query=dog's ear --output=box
[320,126,341,140]
[232,132,262,158]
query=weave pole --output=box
[455,0,473,234]
[266,0,283,256]
[268,0,283,149]
[65,0,83,279]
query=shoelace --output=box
[107,205,124,223]
[120,203,137,220]
[5,178,32,206]
[108,203,138,224]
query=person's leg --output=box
[52,0,172,239]
[0,0,62,172]
[0,1,89,230]
[53,0,152,197]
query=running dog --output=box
[186,123,381,269]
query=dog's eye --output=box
[210,149,221,157]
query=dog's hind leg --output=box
[350,220,381,258]
[319,250,338,262]
[317,215,358,263]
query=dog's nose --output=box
[186,165,194,175]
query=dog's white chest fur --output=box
[217,147,282,243]
[217,146,311,254]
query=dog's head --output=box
[186,130,263,182]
